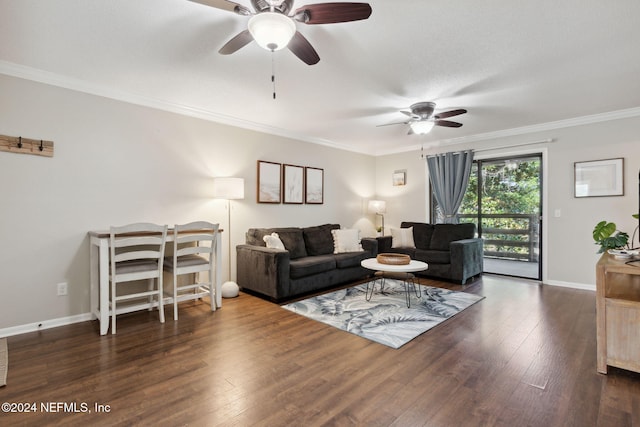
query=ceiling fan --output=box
[380,102,468,135]
[189,0,372,65]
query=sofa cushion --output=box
[430,223,476,251]
[303,224,340,256]
[246,227,297,246]
[415,249,451,264]
[334,251,370,269]
[289,255,336,279]
[401,222,434,250]
[277,229,308,259]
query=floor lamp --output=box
[368,200,386,236]
[213,177,245,292]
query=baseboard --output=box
[544,279,595,292]
[0,313,93,338]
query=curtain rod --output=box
[422,138,555,158]
[472,138,555,153]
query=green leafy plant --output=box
[592,221,629,253]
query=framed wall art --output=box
[257,160,281,203]
[283,164,304,204]
[305,167,324,204]
[393,170,406,186]
[574,158,624,198]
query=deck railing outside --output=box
[459,213,539,262]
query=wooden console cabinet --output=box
[596,252,640,374]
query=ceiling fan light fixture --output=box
[410,120,435,135]
[248,12,296,51]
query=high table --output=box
[89,228,223,335]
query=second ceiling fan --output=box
[381,102,468,135]
[190,0,372,65]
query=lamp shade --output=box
[368,200,386,214]
[248,12,296,51]
[213,177,245,200]
[410,120,435,135]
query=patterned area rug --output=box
[282,280,484,349]
[0,338,7,387]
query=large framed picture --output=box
[574,158,624,198]
[283,164,304,204]
[257,160,281,203]
[305,167,324,204]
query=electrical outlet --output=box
[57,282,68,296]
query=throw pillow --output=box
[263,232,285,250]
[391,227,416,248]
[331,229,364,253]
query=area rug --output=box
[282,280,484,349]
[0,338,7,387]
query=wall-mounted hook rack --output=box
[0,134,54,157]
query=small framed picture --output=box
[393,170,406,186]
[305,167,324,204]
[257,160,281,203]
[283,164,304,204]
[574,158,624,198]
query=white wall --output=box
[375,116,640,289]
[0,74,376,330]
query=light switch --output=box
[554,209,561,218]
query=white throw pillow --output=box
[391,227,416,248]
[331,229,364,253]
[263,232,285,250]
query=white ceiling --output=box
[2,0,640,155]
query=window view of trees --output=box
[434,156,541,261]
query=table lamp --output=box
[368,200,386,236]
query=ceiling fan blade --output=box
[435,119,463,128]
[293,2,372,24]
[218,30,254,55]
[434,109,467,120]
[189,0,252,15]
[401,110,421,120]
[287,31,320,65]
[376,121,409,127]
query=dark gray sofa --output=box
[378,221,483,284]
[236,224,377,302]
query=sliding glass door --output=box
[432,154,542,280]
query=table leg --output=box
[215,231,222,308]
[98,239,109,335]
[89,236,99,321]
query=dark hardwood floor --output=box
[2,275,640,426]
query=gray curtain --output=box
[427,150,474,224]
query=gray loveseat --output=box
[378,221,483,284]
[236,224,377,302]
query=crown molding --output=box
[433,107,640,147]
[0,60,362,154]
[376,106,640,156]
[3,60,640,158]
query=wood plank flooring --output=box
[2,275,640,426]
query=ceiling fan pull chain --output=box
[271,51,276,100]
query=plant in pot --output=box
[592,221,629,253]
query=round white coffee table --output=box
[361,258,428,307]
